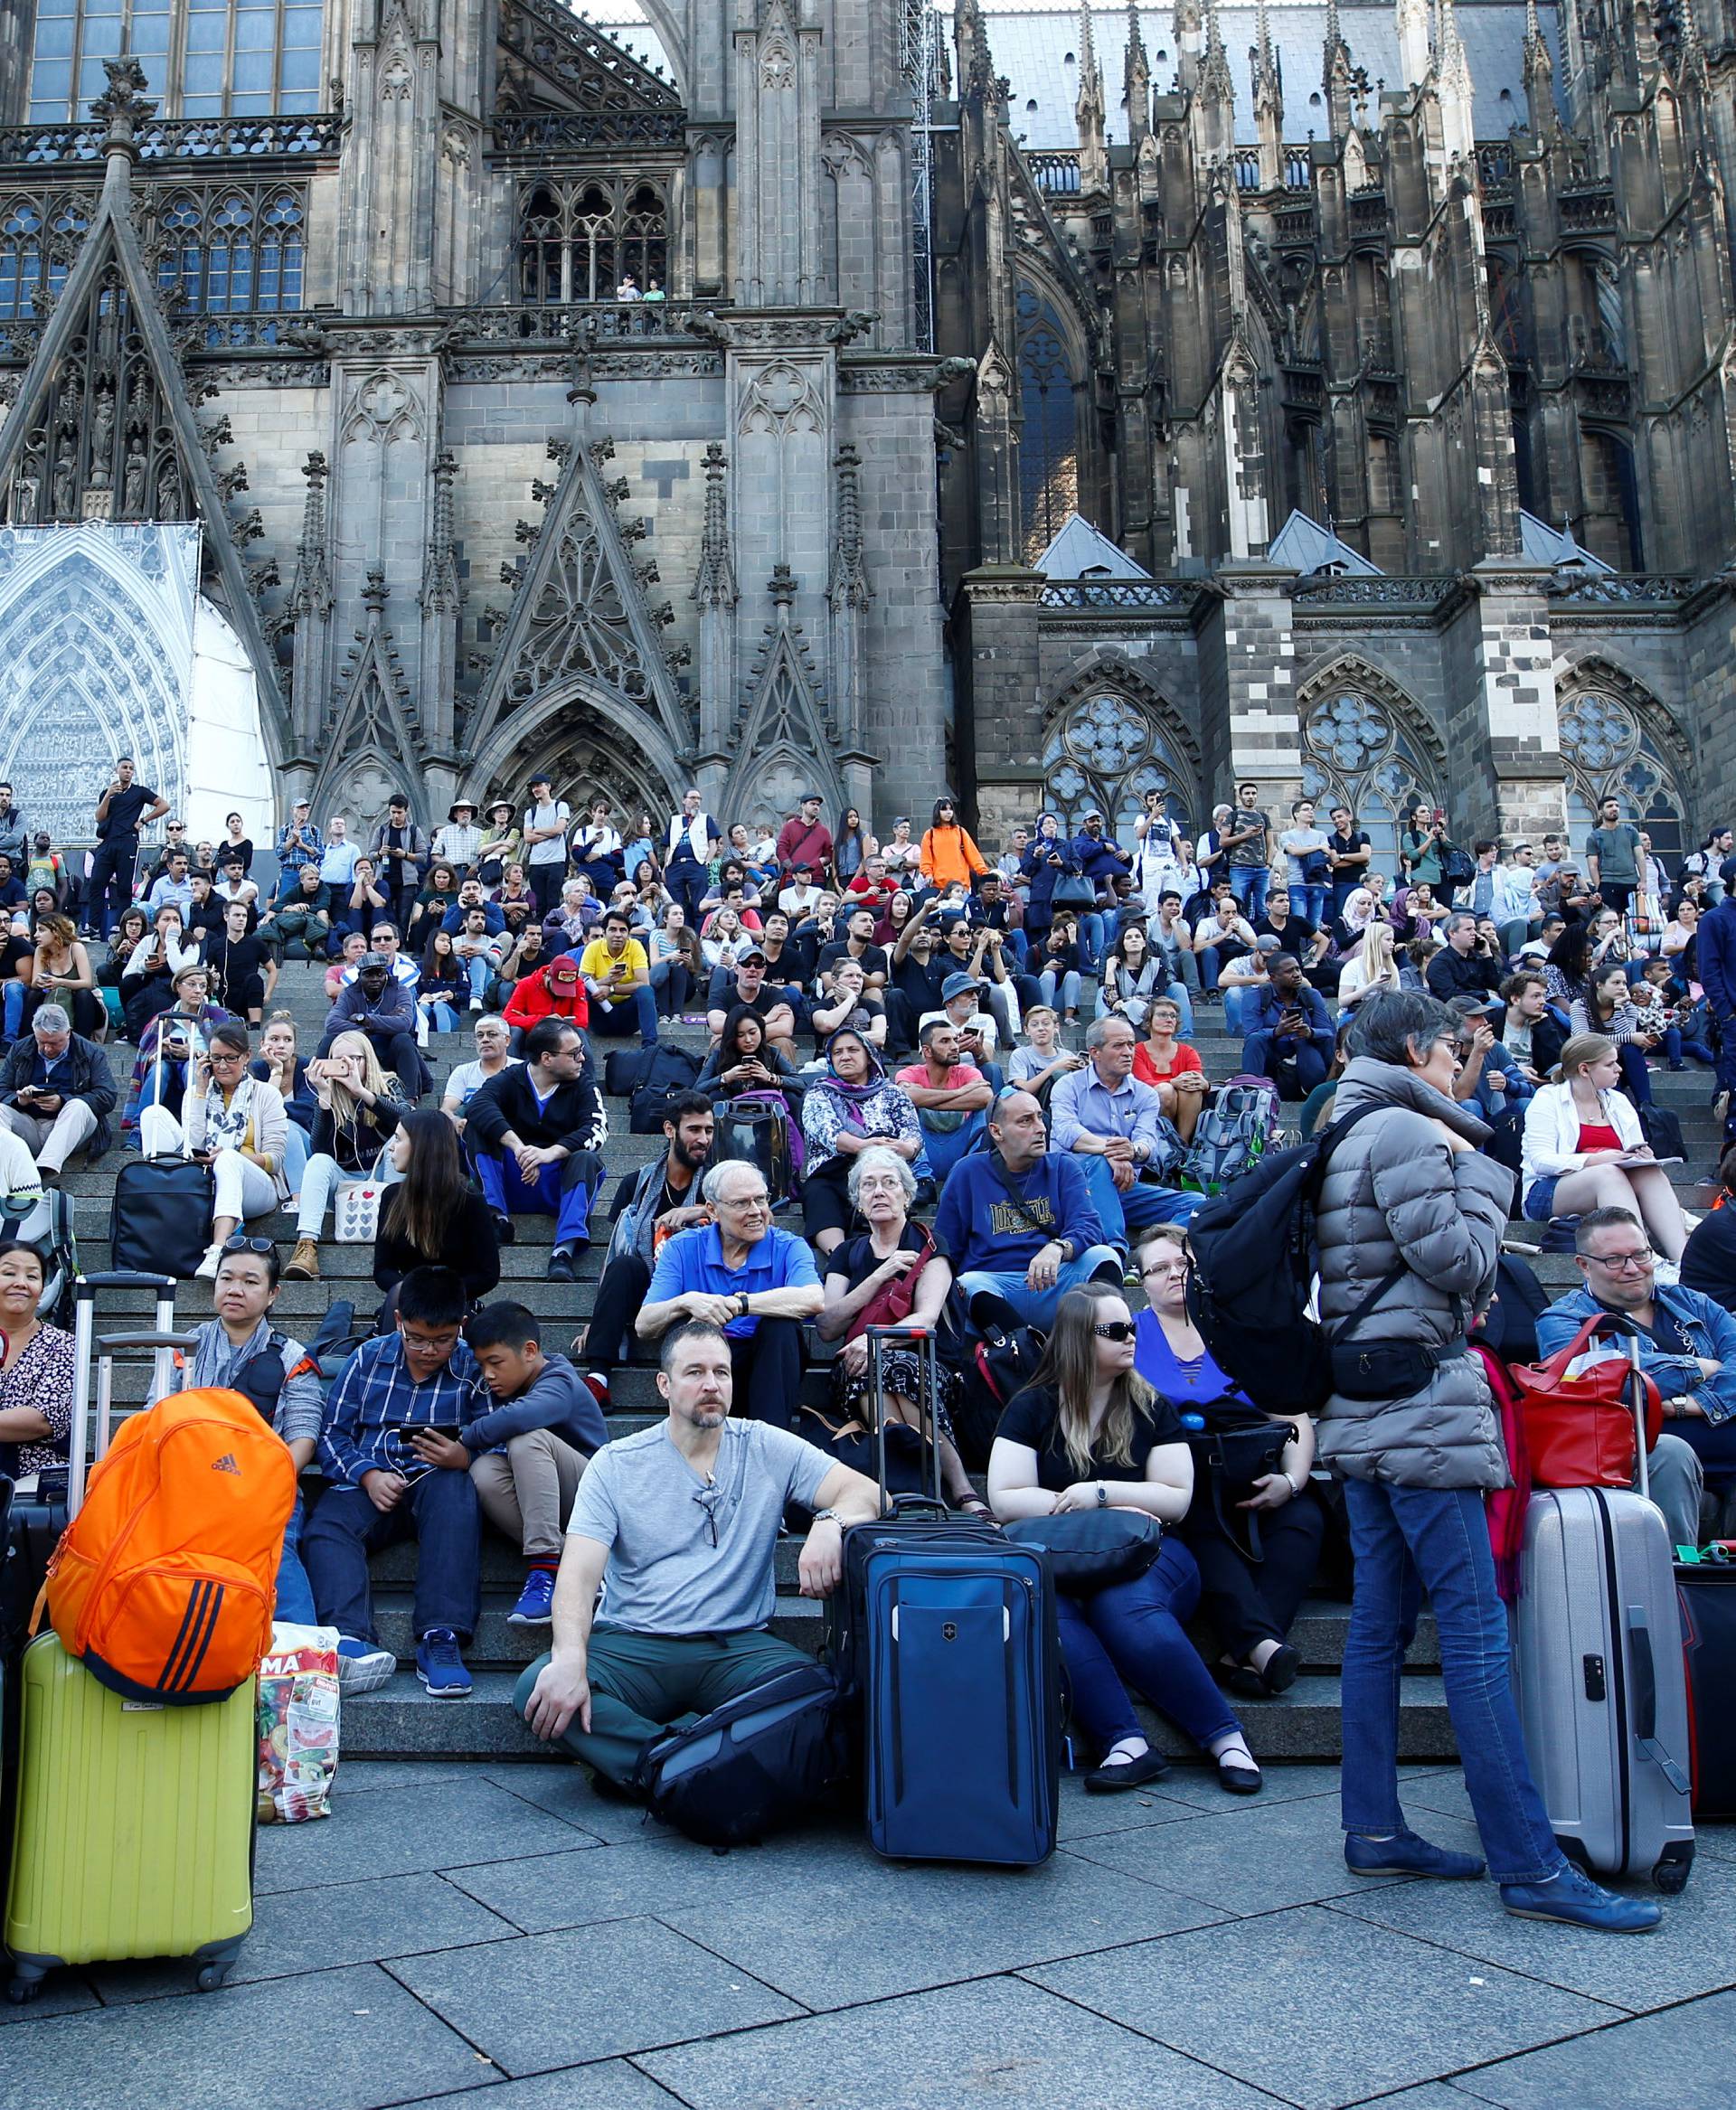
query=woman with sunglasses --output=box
[139,1019,289,1279]
[987,1281,1261,1795]
[1133,1226,1323,1695]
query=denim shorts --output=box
[1522,1173,1559,1223]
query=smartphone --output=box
[390,1424,462,1444]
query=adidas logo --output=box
[210,1454,241,1475]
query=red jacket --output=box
[503,960,590,1032]
[775,815,835,876]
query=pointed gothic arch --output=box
[1553,655,1693,860]
[465,677,688,834]
[1295,656,1448,876]
[1040,657,1202,834]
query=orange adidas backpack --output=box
[46,1388,296,1704]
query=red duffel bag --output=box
[1507,1314,1661,1489]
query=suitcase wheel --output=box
[195,1961,234,1992]
[1653,1850,1694,1897]
[7,1967,45,2005]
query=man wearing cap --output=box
[433,798,482,876]
[318,949,425,1094]
[662,787,720,927]
[776,793,834,881]
[369,793,427,933]
[504,951,591,1041]
[468,1018,607,1283]
[571,796,623,900]
[704,948,798,1062]
[276,798,323,874]
[523,774,571,918]
[919,969,1005,1092]
[1066,808,1127,977]
[1446,994,1533,1171]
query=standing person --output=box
[662,787,720,926]
[316,814,361,903]
[1278,798,1333,928]
[776,792,835,881]
[1064,808,1129,975]
[82,756,168,939]
[368,794,427,932]
[275,798,323,878]
[1584,796,1643,916]
[432,797,482,876]
[570,796,622,900]
[831,805,875,890]
[1316,990,1659,1931]
[1326,805,1372,920]
[0,783,24,869]
[1222,781,1272,922]
[522,773,571,917]
[920,796,988,900]
[1695,882,1736,1125]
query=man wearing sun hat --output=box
[433,796,483,876]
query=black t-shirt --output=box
[0,933,32,979]
[725,982,784,1030]
[996,1383,1183,1493]
[892,950,949,1015]
[1256,912,1317,949]
[1328,829,1371,873]
[222,838,254,875]
[98,785,155,840]
[1682,1210,1736,1310]
[818,938,890,985]
[203,933,269,1004]
[833,1222,927,1292]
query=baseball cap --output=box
[1255,934,1283,954]
[941,971,983,1002]
[740,947,769,966]
[550,958,580,983]
[799,790,823,804]
[1082,806,1103,820]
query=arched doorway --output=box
[463,681,687,840]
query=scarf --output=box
[810,1033,890,1132]
[203,1074,256,1155]
[1340,888,1376,935]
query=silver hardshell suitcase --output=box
[1513,1324,1694,1892]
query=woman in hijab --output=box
[799,1028,923,1259]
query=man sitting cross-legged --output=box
[302,1266,487,1700]
[459,1301,609,1629]
[466,1016,607,1283]
[515,1318,880,1796]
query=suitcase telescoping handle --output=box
[1583,1314,1651,1505]
[69,1272,181,1519]
[864,1324,946,1514]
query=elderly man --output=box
[276,798,324,874]
[467,1018,607,1283]
[1241,952,1334,1097]
[1050,1015,1192,1242]
[0,1003,117,1179]
[933,1087,1122,1331]
[515,1317,879,1799]
[317,948,424,1093]
[636,1160,824,1432]
[1535,1206,1731,1552]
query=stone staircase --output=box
[62,965,1728,1766]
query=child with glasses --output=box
[137,1019,290,1279]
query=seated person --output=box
[201,896,275,1026]
[578,909,659,1044]
[304,1266,488,1698]
[1500,969,1562,1084]
[0,1003,117,1177]
[501,950,590,1045]
[894,1017,993,1182]
[933,1086,1121,1331]
[1254,885,1334,988]
[417,928,467,1032]
[1536,1207,1735,1550]
[1216,934,1278,1038]
[1446,995,1533,1171]
[987,1283,1260,1794]
[703,947,799,1062]
[440,876,507,940]
[450,906,506,1011]
[120,904,199,1040]
[1133,1227,1324,1695]
[1132,994,1209,1144]
[147,1237,322,1623]
[466,1018,605,1284]
[514,1318,880,1795]
[695,1003,805,1112]
[0,1238,73,1489]
[127,968,232,1121]
[809,956,886,1051]
[1632,957,1715,1071]
[439,1012,519,1140]
[318,950,426,1097]
[138,1021,288,1279]
[1241,953,1334,1098]
[1006,1002,1086,1099]
[816,905,890,1002]
[816,1145,988,1515]
[578,1091,715,1400]
[636,1162,825,1431]
[800,1029,923,1259]
[460,1301,609,1628]
[325,930,369,1003]
[373,1108,502,1314]
[284,1031,406,1281]
[917,972,1006,1094]
[1426,911,1505,1006]
[492,925,549,1012]
[1050,1016,1193,1241]
[1191,884,1258,997]
[1519,1033,1689,1260]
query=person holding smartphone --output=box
[138,1020,289,1277]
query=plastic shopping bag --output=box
[257,1622,342,1823]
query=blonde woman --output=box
[988,1282,1261,1796]
[1338,920,1401,1013]
[1520,1031,1689,1261]
[284,1031,406,1280]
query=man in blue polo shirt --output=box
[933,1086,1122,1330]
[635,1159,824,1430]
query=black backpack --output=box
[627,1044,703,1133]
[1184,1101,1398,1416]
[631,1660,849,1848]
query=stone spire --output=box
[1125,1,1152,148]
[1324,0,1355,137]
[1174,0,1203,95]
[1523,0,1558,133]
[1437,0,1476,162]
[1196,0,1235,157]
[1396,0,1432,89]
[1076,2,1109,190]
[1253,0,1285,187]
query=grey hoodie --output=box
[459,1352,608,1460]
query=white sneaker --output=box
[194,1244,222,1279]
[335,1641,396,1694]
[468,997,484,1013]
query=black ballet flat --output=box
[1084,1747,1172,1794]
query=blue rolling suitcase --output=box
[828,1331,1060,1865]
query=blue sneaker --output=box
[1345,1828,1486,1879]
[507,1568,557,1626]
[415,1627,472,1699]
[1500,1861,1662,1933]
[335,1637,395,1694]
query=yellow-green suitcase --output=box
[5,1632,255,2000]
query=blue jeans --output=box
[1057,1540,1242,1755]
[666,858,709,925]
[1340,1479,1564,1885]
[1000,928,1030,968]
[1076,912,1106,977]
[278,1119,309,1198]
[475,1147,599,1247]
[1222,986,1250,1036]
[1243,1030,1330,1097]
[1662,1025,1715,1067]
[1162,980,1194,1037]
[461,956,491,1003]
[1039,967,1082,1013]
[1615,1040,1653,1107]
[274,1493,317,1625]
[918,1108,986,1182]
[3,981,25,1038]
[957,1246,1124,1332]
[1230,867,1269,919]
[1078,1152,1194,1245]
[303,1469,481,1646]
[588,986,659,1044]
[420,996,460,1034]
[1292,882,1328,926]
[137,1057,189,1116]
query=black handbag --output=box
[1052,873,1097,909]
[1003,1510,1163,1595]
[1184,1403,1297,1560]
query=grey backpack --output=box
[1179,1077,1278,1193]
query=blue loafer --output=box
[1345,1828,1486,1879]
[1500,1862,1662,1933]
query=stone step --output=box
[338,1668,1455,1763]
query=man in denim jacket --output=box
[1535,1205,1731,1549]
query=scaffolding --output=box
[902,0,939,351]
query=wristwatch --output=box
[1095,1482,1108,1508]
[811,1507,845,1528]
[1053,1238,1075,1263]
[735,1292,750,1320]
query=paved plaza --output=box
[2,1759,1731,2109]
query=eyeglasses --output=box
[1093,1321,1137,1342]
[692,1484,722,1549]
[220,1234,276,1257]
[1585,1248,1655,1274]
[209,1050,245,1063]
[1140,1260,1188,1280]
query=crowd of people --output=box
[5,766,1732,1936]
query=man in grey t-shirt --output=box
[516,1319,880,1791]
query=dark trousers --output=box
[303,1470,481,1644]
[666,857,709,924]
[83,837,137,936]
[1615,1040,1654,1107]
[527,863,566,915]
[587,1251,652,1376]
[1243,1030,1330,1100]
[729,1316,805,1432]
[1179,1489,1326,1659]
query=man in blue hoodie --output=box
[1067,808,1131,977]
[460,1302,609,1627]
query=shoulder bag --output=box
[1003,1510,1163,1594]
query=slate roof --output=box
[1518,508,1616,572]
[1268,509,1385,575]
[1035,511,1155,577]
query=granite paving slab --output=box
[386,2063,685,2109]
[385,1917,801,2075]
[1025,1905,1623,2110]
[1443,1989,1736,2109]
[252,1778,599,1894]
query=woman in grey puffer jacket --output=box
[1317,992,1658,1933]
